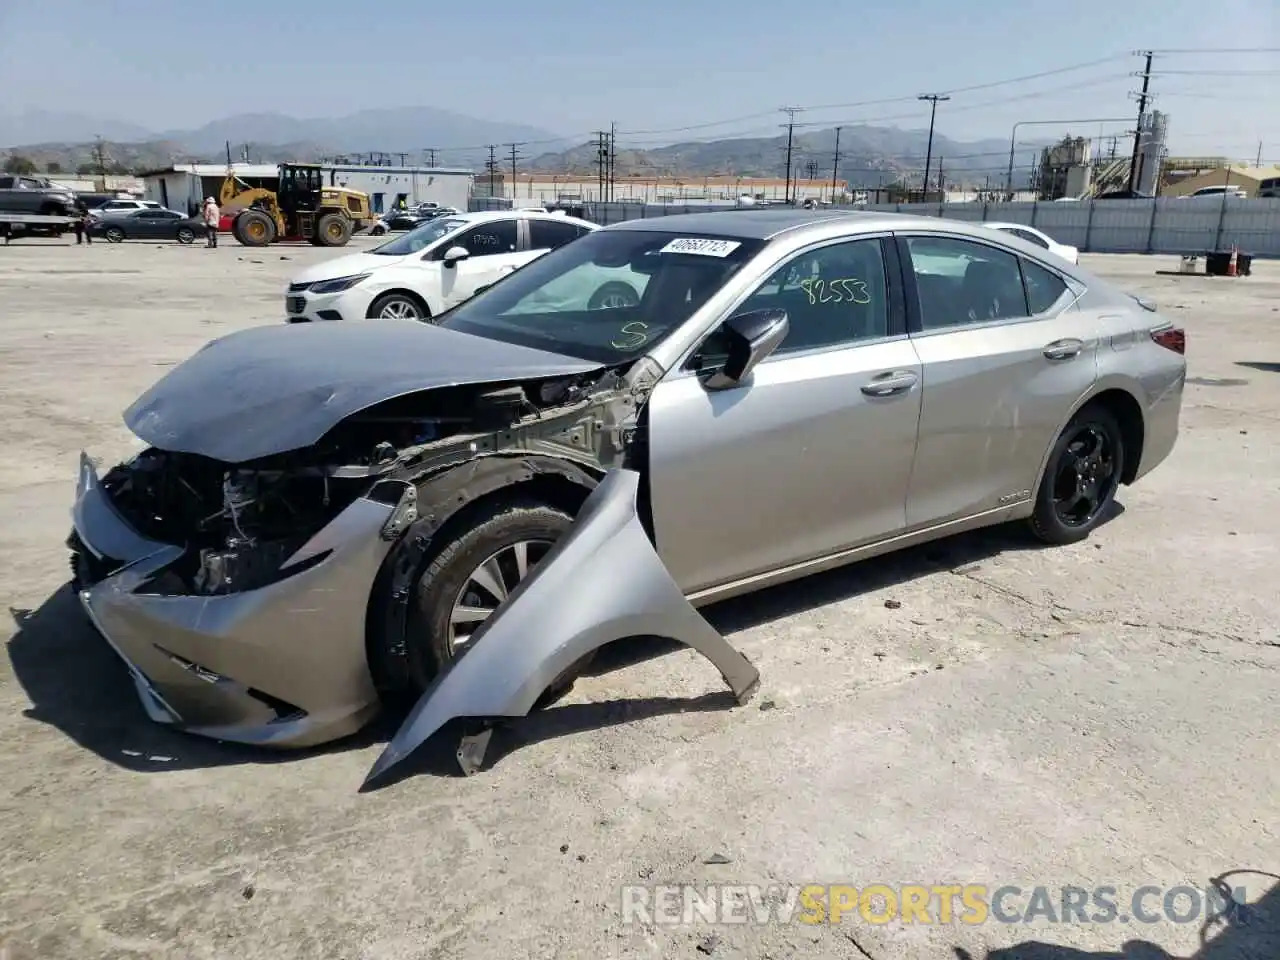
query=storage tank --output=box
[1137,111,1168,196]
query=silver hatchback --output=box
[69,210,1185,785]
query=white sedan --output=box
[285,210,597,323]
[982,222,1079,265]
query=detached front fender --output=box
[364,468,760,785]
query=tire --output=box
[104,227,124,243]
[588,280,641,310]
[403,499,588,694]
[233,209,275,246]
[176,227,195,244]
[1029,403,1125,545]
[367,291,427,321]
[316,212,352,247]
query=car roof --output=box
[445,209,596,230]
[602,208,1029,243]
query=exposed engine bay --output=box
[90,365,649,597]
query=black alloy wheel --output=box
[1030,404,1125,545]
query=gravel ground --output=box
[0,235,1276,960]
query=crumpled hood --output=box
[124,321,603,463]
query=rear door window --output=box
[905,236,1029,331]
[529,218,586,250]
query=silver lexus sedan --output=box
[68,209,1186,785]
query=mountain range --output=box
[0,107,1040,187]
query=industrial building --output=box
[1161,163,1280,197]
[137,162,474,215]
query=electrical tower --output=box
[485,145,499,198]
[780,107,804,204]
[1127,50,1154,194]
[505,142,525,202]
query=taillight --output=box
[1151,326,1186,354]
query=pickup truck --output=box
[0,174,80,216]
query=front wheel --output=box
[399,499,592,700]
[176,227,195,244]
[367,292,427,321]
[1029,404,1125,545]
[104,227,124,243]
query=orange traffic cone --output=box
[1227,246,1238,277]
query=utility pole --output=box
[831,126,842,201]
[918,94,950,202]
[423,148,438,167]
[485,145,498,197]
[506,142,525,202]
[608,122,617,202]
[1127,50,1154,194]
[595,130,609,201]
[780,106,804,204]
[93,136,109,178]
[1256,142,1263,167]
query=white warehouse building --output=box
[139,162,475,216]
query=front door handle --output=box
[1043,338,1084,360]
[860,370,918,397]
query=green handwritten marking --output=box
[611,321,650,350]
[798,277,871,306]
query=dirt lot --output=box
[1,235,1277,960]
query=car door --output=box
[645,234,924,595]
[437,218,523,309]
[129,210,166,238]
[896,233,1099,529]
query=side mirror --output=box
[701,308,789,390]
[442,245,470,267]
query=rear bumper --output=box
[69,452,410,748]
[1134,362,1185,482]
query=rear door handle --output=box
[860,370,918,396]
[1043,338,1084,360]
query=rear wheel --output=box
[1029,404,1125,545]
[233,209,275,246]
[316,212,352,247]
[367,292,427,321]
[401,499,591,700]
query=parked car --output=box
[0,174,79,216]
[88,207,208,243]
[982,222,1079,264]
[1259,177,1280,199]
[284,209,595,322]
[1094,189,1154,200]
[89,198,164,214]
[1181,185,1248,200]
[70,209,1186,785]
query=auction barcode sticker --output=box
[659,237,742,257]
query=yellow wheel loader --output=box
[219,163,374,248]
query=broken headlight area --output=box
[93,374,608,597]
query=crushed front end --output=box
[69,439,417,748]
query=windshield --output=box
[371,217,469,255]
[438,229,764,363]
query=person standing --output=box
[202,196,220,248]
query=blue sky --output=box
[0,0,1275,160]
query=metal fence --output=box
[469,196,1280,257]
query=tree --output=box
[45,161,63,174]
[3,154,37,175]
[75,163,95,176]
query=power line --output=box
[1149,69,1280,76]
